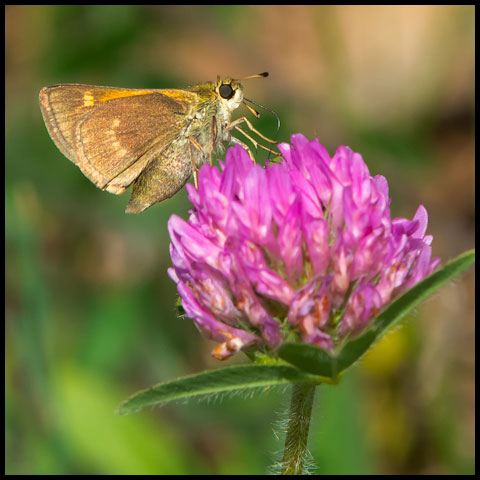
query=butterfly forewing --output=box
[40,85,154,159]
[74,93,188,190]
[39,84,191,192]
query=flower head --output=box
[168,134,440,360]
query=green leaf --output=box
[373,248,475,334]
[277,331,378,379]
[277,343,338,378]
[118,364,321,415]
[279,249,475,379]
[335,330,378,371]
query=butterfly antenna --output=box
[233,72,269,82]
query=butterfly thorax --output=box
[186,79,244,162]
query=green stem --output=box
[280,382,317,475]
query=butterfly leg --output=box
[229,116,277,144]
[228,116,278,157]
[188,136,206,189]
[209,115,217,166]
[230,137,256,164]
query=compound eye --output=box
[219,83,234,99]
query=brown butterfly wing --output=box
[73,93,189,193]
[40,84,156,160]
[39,84,190,193]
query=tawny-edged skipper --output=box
[39,73,276,213]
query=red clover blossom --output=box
[168,134,440,360]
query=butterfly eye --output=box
[219,84,234,100]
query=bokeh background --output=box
[5,5,474,475]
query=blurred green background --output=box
[5,5,474,475]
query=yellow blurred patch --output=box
[361,326,411,376]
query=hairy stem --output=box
[280,382,316,475]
